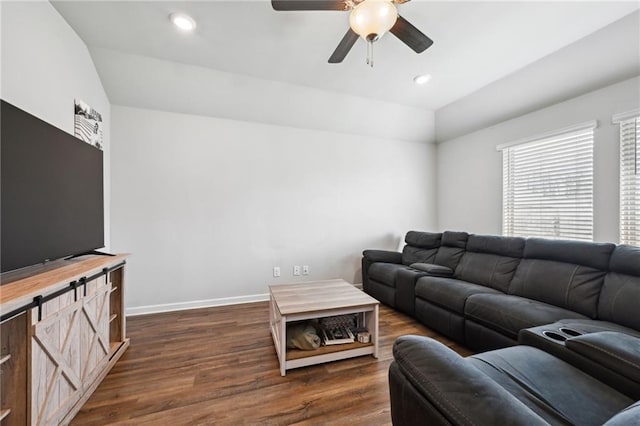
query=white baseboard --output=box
[125,293,270,317]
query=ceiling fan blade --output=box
[328,28,359,63]
[271,0,348,11]
[390,15,433,53]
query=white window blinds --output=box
[500,123,595,241]
[618,113,640,246]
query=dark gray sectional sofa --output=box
[362,230,640,351]
[362,230,640,425]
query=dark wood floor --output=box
[71,302,472,425]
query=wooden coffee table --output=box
[269,279,379,376]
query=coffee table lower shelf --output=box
[277,339,375,373]
[286,341,374,360]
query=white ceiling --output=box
[51,1,639,111]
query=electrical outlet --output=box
[273,266,280,278]
[293,265,301,276]
[302,265,309,275]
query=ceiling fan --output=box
[271,0,433,66]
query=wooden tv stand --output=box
[0,254,130,425]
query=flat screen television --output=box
[1,100,104,275]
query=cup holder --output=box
[559,327,582,337]
[542,331,567,342]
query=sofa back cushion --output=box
[433,231,468,270]
[509,238,615,318]
[401,231,442,266]
[598,245,640,331]
[454,235,525,292]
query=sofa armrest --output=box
[395,269,430,316]
[390,335,547,426]
[410,263,453,277]
[362,249,402,264]
[361,250,402,293]
[566,332,640,384]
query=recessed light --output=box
[170,13,196,32]
[413,74,432,85]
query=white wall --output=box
[437,76,640,243]
[89,47,435,144]
[435,11,640,143]
[111,106,437,312]
[0,1,112,248]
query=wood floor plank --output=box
[71,302,472,425]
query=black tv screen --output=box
[1,100,104,274]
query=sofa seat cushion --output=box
[469,346,633,426]
[465,293,588,339]
[415,276,501,315]
[368,263,412,287]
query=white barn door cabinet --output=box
[0,254,130,425]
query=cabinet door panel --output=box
[30,299,82,426]
[30,276,110,425]
[79,276,110,388]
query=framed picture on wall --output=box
[74,99,103,150]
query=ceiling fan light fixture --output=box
[170,12,196,32]
[349,0,398,40]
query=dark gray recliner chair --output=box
[389,335,640,426]
[362,231,442,308]
[362,231,468,311]
[518,244,640,399]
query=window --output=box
[499,122,596,241]
[615,110,640,246]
